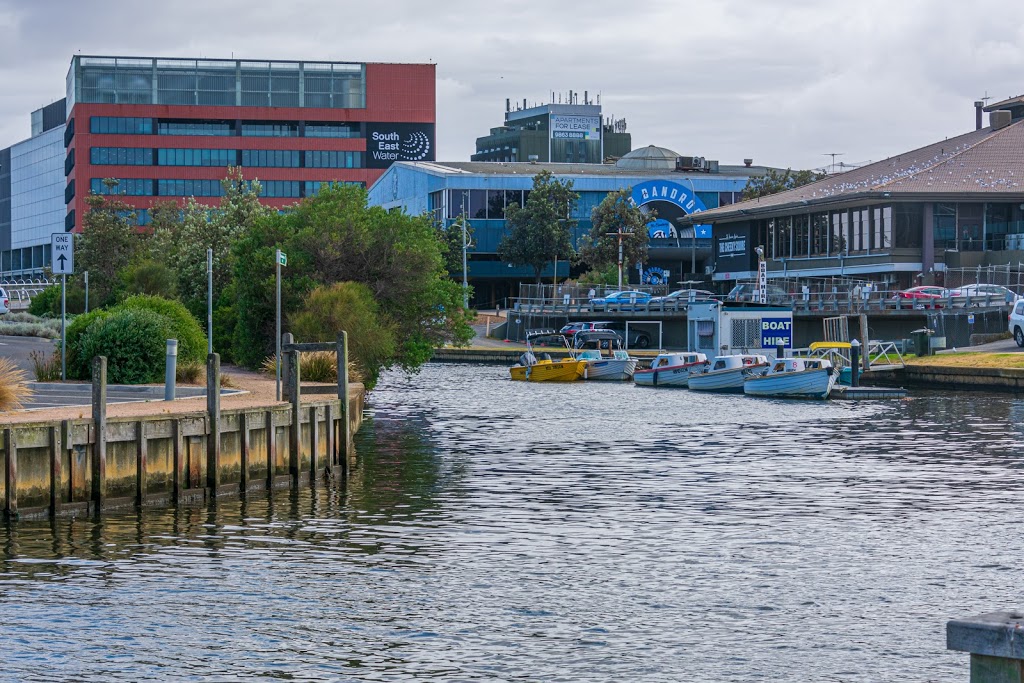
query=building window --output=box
[65,149,76,176]
[90,178,154,196]
[156,178,223,197]
[158,120,235,136]
[985,203,1015,250]
[158,148,236,166]
[241,150,300,168]
[304,123,360,138]
[65,180,75,204]
[90,116,153,135]
[303,150,362,168]
[771,216,792,259]
[241,122,298,137]
[933,203,956,250]
[893,203,923,248]
[259,180,301,198]
[91,147,154,165]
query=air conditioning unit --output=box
[692,156,705,169]
[676,156,696,170]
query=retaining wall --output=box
[1,390,364,520]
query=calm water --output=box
[2,363,1024,682]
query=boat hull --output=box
[583,359,638,381]
[744,368,837,400]
[688,368,748,393]
[634,365,697,387]
[509,359,586,382]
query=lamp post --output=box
[606,229,627,290]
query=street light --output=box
[606,229,627,290]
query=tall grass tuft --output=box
[0,357,32,411]
[176,361,204,384]
[261,352,364,385]
[30,348,62,382]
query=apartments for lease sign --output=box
[550,115,601,140]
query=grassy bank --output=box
[906,353,1024,369]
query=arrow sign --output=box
[277,251,287,266]
[51,233,74,274]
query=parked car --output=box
[589,321,653,349]
[1010,300,1024,347]
[0,287,8,315]
[649,289,717,305]
[948,283,1020,304]
[892,286,946,308]
[725,283,790,304]
[589,290,653,310]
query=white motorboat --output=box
[688,354,769,393]
[633,352,708,388]
[744,357,838,400]
[573,330,638,381]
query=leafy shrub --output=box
[119,259,178,298]
[0,357,32,411]
[66,309,111,379]
[79,309,176,384]
[30,348,62,381]
[27,284,85,316]
[115,295,207,365]
[289,282,396,388]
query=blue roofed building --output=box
[367,146,774,307]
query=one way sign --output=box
[51,232,74,274]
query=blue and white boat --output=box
[688,354,769,393]
[573,330,638,381]
[744,358,838,400]
[633,352,708,388]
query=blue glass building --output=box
[367,146,772,307]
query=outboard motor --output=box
[519,352,537,366]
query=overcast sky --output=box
[2,0,1022,172]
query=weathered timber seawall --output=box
[863,365,1024,392]
[1,389,364,521]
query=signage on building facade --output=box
[549,114,601,141]
[629,180,712,239]
[714,226,757,274]
[761,318,792,348]
[365,123,436,168]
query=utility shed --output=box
[687,301,794,359]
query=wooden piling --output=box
[239,412,250,490]
[265,411,276,490]
[91,356,107,509]
[50,425,62,515]
[136,421,147,507]
[4,427,16,518]
[206,353,221,492]
[337,331,349,463]
[289,349,301,482]
[172,418,184,505]
[309,406,319,481]
[325,402,335,473]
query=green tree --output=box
[741,168,825,200]
[575,188,651,283]
[77,180,143,307]
[438,212,474,278]
[231,184,473,372]
[290,282,398,388]
[497,171,578,284]
[120,259,178,298]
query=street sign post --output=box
[51,233,74,380]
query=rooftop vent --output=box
[991,110,1013,130]
[744,158,753,167]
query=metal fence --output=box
[942,264,1024,294]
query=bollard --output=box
[850,339,861,387]
[776,344,785,360]
[165,339,178,401]
[948,611,1024,682]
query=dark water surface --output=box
[3,362,1024,681]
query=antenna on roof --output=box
[822,152,845,174]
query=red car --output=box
[893,286,946,307]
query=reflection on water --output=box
[2,363,1024,681]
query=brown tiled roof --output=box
[696,119,1024,222]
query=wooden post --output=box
[324,402,335,472]
[4,428,16,518]
[281,333,294,402]
[50,424,62,516]
[859,313,870,370]
[136,421,148,507]
[289,349,301,483]
[206,353,221,493]
[172,418,183,505]
[61,420,72,505]
[239,412,250,491]
[337,331,350,464]
[309,406,319,482]
[265,410,276,490]
[91,356,107,509]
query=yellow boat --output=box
[509,332,587,382]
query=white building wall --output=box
[10,125,65,251]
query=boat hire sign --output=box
[761,318,792,348]
[365,123,436,168]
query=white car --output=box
[951,283,1019,304]
[1010,300,1024,347]
[0,288,8,315]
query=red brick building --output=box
[63,56,435,230]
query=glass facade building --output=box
[63,55,436,231]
